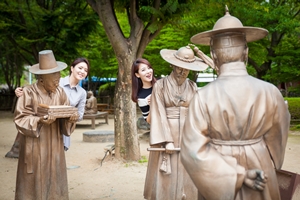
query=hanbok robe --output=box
[144,73,198,200]
[181,62,290,200]
[14,83,76,200]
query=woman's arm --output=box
[146,112,151,124]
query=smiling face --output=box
[40,72,61,93]
[71,61,88,81]
[172,65,190,85]
[135,63,153,88]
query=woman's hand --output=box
[146,94,151,105]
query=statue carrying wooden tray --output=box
[37,104,78,119]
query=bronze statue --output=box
[14,50,79,200]
[180,6,290,200]
[144,46,208,199]
[84,90,98,114]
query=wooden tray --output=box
[37,104,78,118]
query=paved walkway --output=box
[0,110,299,199]
[0,110,150,200]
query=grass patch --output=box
[138,156,148,163]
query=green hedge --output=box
[284,98,300,120]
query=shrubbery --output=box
[285,98,300,120]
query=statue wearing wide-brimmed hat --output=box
[14,50,79,200]
[144,45,208,200]
[191,5,268,74]
[181,6,290,200]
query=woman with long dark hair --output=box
[131,58,156,124]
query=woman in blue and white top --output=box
[131,58,156,124]
[59,57,90,150]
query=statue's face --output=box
[172,65,190,85]
[87,92,93,98]
[40,72,61,93]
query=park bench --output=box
[82,111,109,129]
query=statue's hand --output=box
[68,112,79,123]
[39,114,56,125]
[15,87,24,97]
[244,169,268,191]
[165,142,175,154]
[189,44,215,69]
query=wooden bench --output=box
[82,111,109,129]
[97,103,109,111]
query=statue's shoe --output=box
[5,150,19,158]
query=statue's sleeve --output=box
[149,80,173,145]
[59,119,76,136]
[14,87,42,138]
[263,86,290,169]
[180,92,245,199]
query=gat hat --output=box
[160,46,208,71]
[190,6,268,45]
[29,50,67,74]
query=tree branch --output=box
[87,0,127,56]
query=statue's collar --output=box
[219,62,248,77]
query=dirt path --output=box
[0,111,299,200]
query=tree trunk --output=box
[114,57,140,160]
[87,0,142,161]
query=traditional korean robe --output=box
[144,73,198,200]
[14,83,76,200]
[181,62,290,200]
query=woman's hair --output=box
[69,57,90,76]
[131,58,156,103]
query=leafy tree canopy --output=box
[0,0,100,90]
[176,0,300,86]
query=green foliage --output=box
[141,0,176,31]
[287,85,300,97]
[176,0,300,83]
[286,97,300,130]
[144,24,193,77]
[285,98,300,120]
[263,32,300,85]
[197,82,210,88]
[116,12,130,38]
[138,155,148,163]
[78,21,118,80]
[98,82,116,103]
[0,0,100,88]
[290,124,300,131]
[2,0,300,98]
